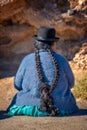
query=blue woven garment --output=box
[7,49,78,115]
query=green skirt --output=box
[8,105,72,117]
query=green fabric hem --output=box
[8,105,73,117]
[8,105,48,117]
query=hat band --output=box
[34,35,59,41]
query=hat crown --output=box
[37,27,56,40]
[34,26,59,42]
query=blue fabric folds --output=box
[8,105,48,117]
[8,105,72,117]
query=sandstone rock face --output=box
[73,42,87,70]
[0,0,14,6]
[69,0,87,15]
[0,0,87,72]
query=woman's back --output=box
[14,50,78,112]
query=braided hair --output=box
[34,40,60,116]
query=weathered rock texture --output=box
[73,42,87,70]
[69,0,87,15]
[0,0,87,73]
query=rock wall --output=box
[0,0,87,73]
[69,0,87,15]
[73,42,87,70]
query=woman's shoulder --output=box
[53,51,67,62]
[20,53,35,67]
[22,53,35,61]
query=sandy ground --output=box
[0,115,87,130]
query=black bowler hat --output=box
[34,27,59,42]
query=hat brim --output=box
[33,35,59,42]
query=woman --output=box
[7,26,78,116]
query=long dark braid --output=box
[35,42,60,116]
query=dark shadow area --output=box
[0,70,16,79]
[0,54,26,79]
[0,59,18,79]
[69,109,87,117]
[0,110,12,120]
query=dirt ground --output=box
[0,114,87,130]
